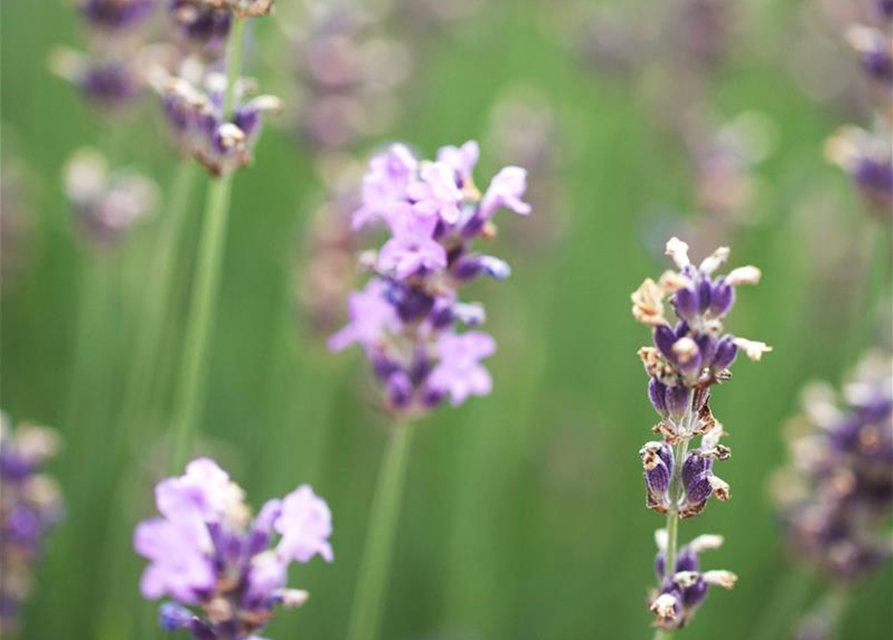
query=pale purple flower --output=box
[479,166,531,219]
[437,140,480,184]
[276,485,334,563]
[353,144,418,229]
[406,162,463,224]
[378,206,447,277]
[328,279,400,352]
[428,331,496,405]
[331,140,530,414]
[134,458,333,640]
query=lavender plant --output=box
[134,457,333,639]
[0,415,64,637]
[631,237,770,635]
[332,140,529,640]
[64,147,158,248]
[772,352,892,639]
[825,1,892,216]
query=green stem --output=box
[167,20,245,473]
[118,160,199,446]
[346,420,415,640]
[746,569,813,640]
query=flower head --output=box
[773,352,893,583]
[134,458,333,639]
[649,530,736,631]
[151,65,282,176]
[0,415,64,636]
[331,141,529,414]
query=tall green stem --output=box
[346,420,414,640]
[652,405,694,640]
[167,19,245,473]
[118,160,198,445]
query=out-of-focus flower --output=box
[773,352,892,583]
[330,141,529,414]
[170,0,233,56]
[648,530,736,631]
[50,48,146,109]
[64,147,158,248]
[487,89,566,251]
[79,0,157,32]
[0,414,64,638]
[825,124,893,215]
[134,457,332,639]
[151,63,283,176]
[292,0,411,154]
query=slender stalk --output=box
[167,19,245,473]
[652,404,694,640]
[117,160,199,446]
[346,420,414,640]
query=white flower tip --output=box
[672,571,700,588]
[708,475,731,501]
[689,534,724,553]
[650,593,678,621]
[703,570,738,589]
[278,589,310,608]
[654,528,669,551]
[665,237,690,268]
[733,337,772,361]
[672,337,699,364]
[699,246,730,274]
[217,123,246,148]
[726,265,762,286]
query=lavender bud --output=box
[707,278,734,317]
[712,336,738,370]
[673,285,699,322]
[159,602,193,630]
[665,385,691,422]
[648,378,668,418]
[653,325,678,362]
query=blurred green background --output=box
[2,0,891,639]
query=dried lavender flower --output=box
[134,458,333,639]
[773,351,892,583]
[330,141,530,415]
[632,237,768,632]
[151,62,283,176]
[0,415,64,637]
[64,147,158,248]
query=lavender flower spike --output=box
[632,238,767,634]
[331,140,530,415]
[0,414,64,637]
[134,458,333,639]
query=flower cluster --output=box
[330,140,530,413]
[772,352,892,582]
[64,147,158,248]
[649,531,737,631]
[293,1,411,154]
[151,64,283,175]
[51,0,157,109]
[170,0,233,55]
[824,2,893,214]
[632,238,768,629]
[0,415,64,637]
[134,458,333,639]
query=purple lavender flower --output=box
[649,531,737,631]
[151,67,282,176]
[632,238,766,632]
[64,148,157,248]
[0,415,64,637]
[134,458,333,639]
[50,49,144,109]
[170,0,232,55]
[773,352,892,583]
[826,125,893,216]
[331,141,530,414]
